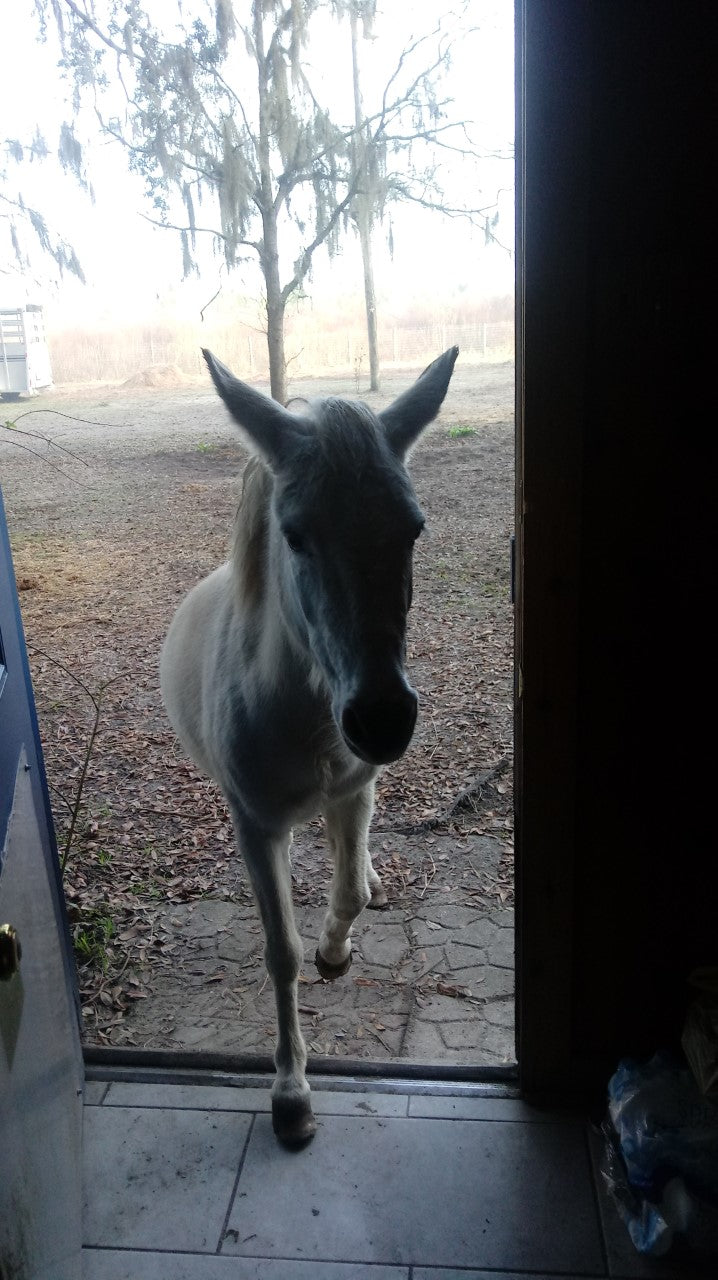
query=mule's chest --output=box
[222,687,375,827]
[315,739,377,804]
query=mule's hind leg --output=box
[231,807,316,1147]
[317,783,380,977]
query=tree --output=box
[38,0,505,403]
[333,0,510,392]
[349,1,380,391]
[1,128,86,288]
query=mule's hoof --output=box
[367,885,389,909]
[315,947,352,980]
[272,1095,317,1148]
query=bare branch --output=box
[137,210,259,257]
[280,175,364,304]
[27,645,131,873]
[60,0,126,58]
[0,419,88,466]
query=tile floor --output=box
[82,1071,710,1280]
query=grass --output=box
[74,908,115,972]
[447,425,477,439]
[125,878,164,899]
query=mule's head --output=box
[203,347,459,766]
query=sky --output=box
[1,1,514,329]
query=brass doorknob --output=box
[0,924,22,980]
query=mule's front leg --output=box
[233,809,316,1147]
[317,784,379,978]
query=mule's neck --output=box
[233,457,322,690]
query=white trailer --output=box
[0,305,53,398]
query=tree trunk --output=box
[357,204,379,392]
[255,0,287,405]
[265,282,287,405]
[262,204,287,403]
[351,11,380,393]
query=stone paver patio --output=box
[122,831,515,1068]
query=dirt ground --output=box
[1,359,515,1066]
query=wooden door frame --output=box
[513,0,592,1094]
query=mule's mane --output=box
[232,455,271,606]
[308,399,385,471]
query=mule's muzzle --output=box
[341,686,418,765]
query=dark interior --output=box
[516,0,715,1094]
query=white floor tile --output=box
[83,1251,408,1279]
[83,1105,252,1252]
[224,1112,604,1272]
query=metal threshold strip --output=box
[83,1045,519,1097]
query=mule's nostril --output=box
[341,689,418,765]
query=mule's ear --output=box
[203,349,309,469]
[379,346,459,458]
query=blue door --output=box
[0,486,83,1279]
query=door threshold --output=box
[83,1045,519,1098]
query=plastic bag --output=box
[682,968,718,1096]
[601,1052,718,1256]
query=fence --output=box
[47,319,514,387]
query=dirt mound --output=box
[122,363,190,389]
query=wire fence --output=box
[47,319,514,386]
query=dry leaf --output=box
[436,981,471,999]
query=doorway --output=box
[2,0,517,1081]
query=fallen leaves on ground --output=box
[4,374,515,1046]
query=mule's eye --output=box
[284,529,306,554]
